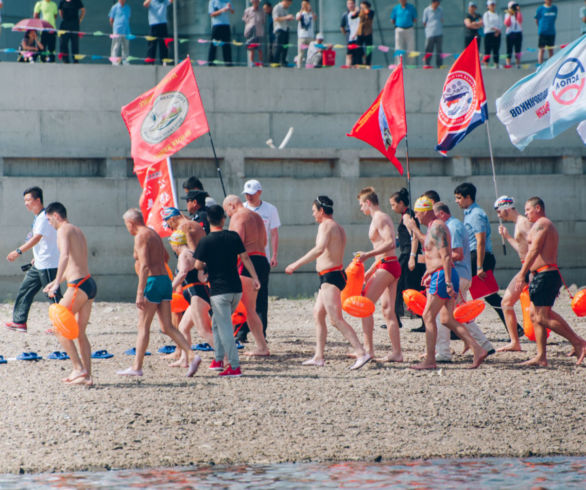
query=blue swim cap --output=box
[162,207,181,221]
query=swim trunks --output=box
[68,275,98,300]
[377,257,402,279]
[429,268,460,299]
[144,275,173,304]
[319,270,347,291]
[239,253,269,278]
[181,269,210,304]
[529,270,561,307]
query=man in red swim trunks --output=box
[355,187,403,362]
[515,197,586,366]
[286,195,371,369]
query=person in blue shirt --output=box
[144,0,172,65]
[534,0,557,64]
[391,0,417,64]
[454,182,522,337]
[109,0,131,65]
[208,0,234,66]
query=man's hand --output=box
[498,225,510,240]
[402,213,415,231]
[446,283,456,298]
[136,293,146,310]
[6,250,19,262]
[285,263,296,275]
[270,256,278,268]
[253,279,261,290]
[476,268,487,280]
[43,280,59,298]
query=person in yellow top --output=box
[34,0,59,62]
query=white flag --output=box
[577,121,586,144]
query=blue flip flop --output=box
[0,356,7,365]
[17,352,42,361]
[158,345,176,354]
[91,350,114,359]
[235,341,244,350]
[192,343,214,352]
[124,347,151,356]
[47,351,70,360]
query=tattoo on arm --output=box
[431,224,449,249]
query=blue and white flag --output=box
[496,35,586,150]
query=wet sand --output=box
[0,294,584,474]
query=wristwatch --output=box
[16,248,22,255]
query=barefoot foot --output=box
[243,350,270,357]
[520,356,548,367]
[469,348,488,369]
[62,370,87,384]
[168,359,188,368]
[411,361,437,370]
[497,342,523,352]
[302,357,325,367]
[377,352,404,363]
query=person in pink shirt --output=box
[504,1,523,68]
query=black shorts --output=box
[240,254,269,279]
[529,270,561,307]
[319,270,347,292]
[69,276,97,300]
[538,34,555,48]
[183,283,210,305]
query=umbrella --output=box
[12,18,55,32]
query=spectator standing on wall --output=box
[464,1,483,48]
[0,2,3,38]
[422,0,443,69]
[341,0,360,66]
[58,0,85,64]
[208,0,234,66]
[535,0,557,65]
[482,0,502,68]
[504,1,522,68]
[391,0,417,65]
[296,0,316,68]
[353,1,375,66]
[263,2,275,63]
[272,0,294,67]
[144,0,172,65]
[34,0,59,62]
[109,0,131,66]
[243,0,265,67]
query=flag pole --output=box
[208,132,227,197]
[485,121,507,255]
[400,56,412,203]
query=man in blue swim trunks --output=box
[119,208,201,377]
[404,196,488,370]
[43,202,97,386]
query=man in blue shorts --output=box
[404,196,487,370]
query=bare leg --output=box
[190,296,213,346]
[307,291,328,364]
[379,281,402,362]
[133,302,157,371]
[497,280,523,352]
[240,276,270,356]
[412,294,444,370]
[156,300,193,364]
[75,299,93,378]
[169,310,193,368]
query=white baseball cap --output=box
[242,179,262,195]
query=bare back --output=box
[178,217,206,251]
[368,209,397,259]
[423,219,452,272]
[134,226,168,277]
[527,216,558,271]
[229,207,267,254]
[514,214,531,261]
[316,218,346,272]
[59,223,90,282]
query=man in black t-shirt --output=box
[193,205,261,377]
[58,0,85,63]
[464,1,483,48]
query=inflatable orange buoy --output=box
[341,258,365,303]
[231,301,247,326]
[165,263,173,280]
[48,304,79,340]
[403,289,426,316]
[342,295,375,318]
[454,300,486,323]
[171,292,189,313]
[520,286,550,342]
[571,289,586,317]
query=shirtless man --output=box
[494,196,532,352]
[43,202,96,386]
[354,187,402,362]
[169,230,213,367]
[223,195,270,356]
[515,197,586,366]
[404,196,488,370]
[119,209,201,377]
[162,207,206,252]
[285,196,371,370]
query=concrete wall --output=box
[0,63,584,300]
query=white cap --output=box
[316,32,324,40]
[487,0,495,5]
[507,1,516,8]
[494,195,515,210]
[242,179,262,195]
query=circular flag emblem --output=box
[141,92,189,144]
[551,58,585,106]
[438,71,477,130]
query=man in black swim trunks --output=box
[516,197,586,367]
[285,195,371,370]
[43,202,97,386]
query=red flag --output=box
[436,38,487,154]
[347,60,407,174]
[121,58,209,173]
[137,158,177,237]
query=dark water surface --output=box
[1,456,585,488]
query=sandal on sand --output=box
[0,356,7,365]
[158,345,176,354]
[192,343,214,352]
[116,367,143,376]
[91,350,114,359]
[17,352,42,361]
[48,351,70,360]
[350,354,372,370]
[124,348,151,356]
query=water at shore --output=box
[2,457,585,488]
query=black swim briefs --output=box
[183,283,211,305]
[319,270,347,292]
[69,276,98,300]
[529,270,561,307]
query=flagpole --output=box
[485,121,507,255]
[167,157,178,207]
[208,132,227,197]
[400,56,412,203]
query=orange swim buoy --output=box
[231,301,247,326]
[402,289,426,316]
[571,289,586,317]
[454,300,485,323]
[48,303,79,340]
[520,286,550,342]
[341,258,364,303]
[171,292,189,313]
[342,295,375,318]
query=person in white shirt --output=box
[482,0,502,68]
[241,179,281,341]
[5,187,61,333]
[296,0,317,68]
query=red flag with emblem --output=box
[121,58,209,173]
[346,59,407,174]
